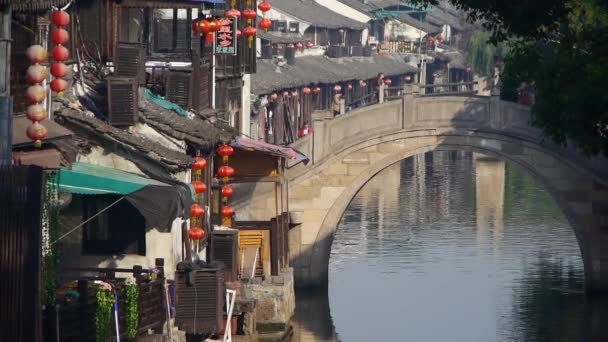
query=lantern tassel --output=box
[248,36,253,49]
[223,176,229,183]
[223,156,229,164]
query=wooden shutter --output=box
[174,268,224,334]
[115,42,145,84]
[210,230,238,282]
[191,60,211,112]
[165,70,191,109]
[107,77,138,127]
[238,230,269,278]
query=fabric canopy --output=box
[230,137,309,162]
[59,162,193,231]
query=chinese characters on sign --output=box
[215,18,238,55]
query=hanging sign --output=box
[215,18,238,55]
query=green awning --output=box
[59,162,168,195]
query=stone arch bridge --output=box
[241,88,608,293]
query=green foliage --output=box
[124,283,139,340]
[42,172,61,305]
[414,0,608,156]
[468,31,508,76]
[96,289,115,342]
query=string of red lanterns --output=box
[257,1,272,32]
[189,157,208,251]
[50,10,70,97]
[25,44,48,148]
[217,144,235,226]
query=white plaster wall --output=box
[241,74,252,137]
[262,8,312,34]
[295,47,326,57]
[134,123,186,153]
[385,20,427,41]
[77,146,145,175]
[313,0,371,23]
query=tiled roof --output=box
[0,0,70,12]
[251,54,418,94]
[268,0,367,30]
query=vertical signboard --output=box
[214,18,238,55]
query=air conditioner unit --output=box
[210,229,238,282]
[107,77,138,127]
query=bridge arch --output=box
[286,94,608,293]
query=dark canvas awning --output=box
[230,137,308,162]
[59,162,193,231]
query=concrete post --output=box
[379,83,385,103]
[402,84,418,129]
[339,98,345,115]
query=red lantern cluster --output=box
[25,44,48,148]
[51,10,70,97]
[302,87,311,95]
[257,1,272,32]
[306,42,314,49]
[295,42,303,49]
[217,144,236,226]
[334,85,342,92]
[313,87,321,95]
[189,157,208,247]
[384,79,392,86]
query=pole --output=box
[0,4,12,166]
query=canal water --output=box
[290,151,606,342]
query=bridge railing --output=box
[419,81,478,96]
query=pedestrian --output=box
[332,89,342,116]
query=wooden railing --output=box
[385,40,428,55]
[45,259,167,342]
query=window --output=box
[288,22,299,33]
[275,21,287,33]
[148,8,195,54]
[82,195,146,255]
[120,8,143,43]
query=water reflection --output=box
[291,151,607,342]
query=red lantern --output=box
[217,145,234,164]
[51,11,70,28]
[191,204,205,218]
[466,67,472,73]
[218,165,235,182]
[26,45,48,64]
[51,63,69,78]
[26,65,48,85]
[27,104,47,123]
[427,36,435,46]
[50,78,68,94]
[222,206,235,218]
[192,180,207,194]
[188,227,205,241]
[292,91,299,97]
[302,87,311,95]
[199,20,211,34]
[283,91,289,97]
[270,93,278,101]
[306,42,314,49]
[192,157,207,173]
[384,79,392,86]
[334,85,341,92]
[205,32,214,44]
[437,35,444,43]
[211,19,221,32]
[192,20,200,34]
[242,9,256,25]
[313,87,321,94]
[225,8,241,19]
[404,75,412,82]
[243,26,256,48]
[52,29,69,45]
[27,85,46,104]
[295,42,303,49]
[221,185,234,202]
[27,122,48,141]
[258,1,272,13]
[287,43,295,49]
[236,30,242,39]
[52,45,69,62]
[347,84,353,90]
[258,18,272,32]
